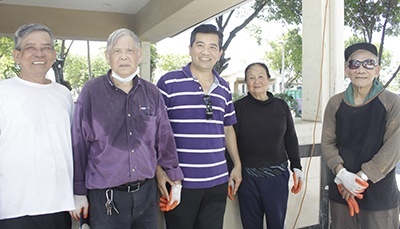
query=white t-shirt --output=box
[0,76,75,220]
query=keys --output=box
[105,189,119,215]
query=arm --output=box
[70,89,90,220]
[360,93,400,183]
[321,95,345,174]
[224,125,242,194]
[155,91,184,195]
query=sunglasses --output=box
[203,95,213,120]
[347,59,377,70]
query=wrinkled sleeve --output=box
[361,92,400,183]
[283,101,301,171]
[321,94,344,173]
[71,86,91,195]
[154,84,184,181]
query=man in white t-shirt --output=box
[0,23,75,229]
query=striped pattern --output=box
[244,162,288,178]
[157,64,236,189]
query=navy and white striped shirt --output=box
[157,63,237,189]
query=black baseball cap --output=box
[345,42,378,61]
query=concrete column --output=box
[302,0,344,122]
[140,41,152,82]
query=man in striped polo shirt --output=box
[157,24,242,229]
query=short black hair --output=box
[244,62,271,81]
[190,24,223,50]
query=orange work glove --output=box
[159,195,178,212]
[337,184,363,216]
[159,184,182,212]
[291,168,303,194]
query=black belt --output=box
[112,179,149,193]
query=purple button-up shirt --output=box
[72,71,183,195]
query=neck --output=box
[190,65,213,80]
[352,84,372,105]
[251,92,268,101]
[18,73,51,84]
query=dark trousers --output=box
[0,211,71,229]
[238,170,289,229]
[88,179,157,229]
[165,182,228,229]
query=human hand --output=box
[70,195,89,220]
[337,184,363,216]
[335,168,369,194]
[159,184,182,212]
[156,165,173,198]
[291,168,303,194]
[229,166,242,195]
[228,179,235,201]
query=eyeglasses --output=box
[347,59,377,70]
[203,95,213,120]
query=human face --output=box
[106,35,142,77]
[189,33,222,72]
[345,50,380,89]
[246,64,270,99]
[12,31,56,83]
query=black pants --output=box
[88,179,158,229]
[165,182,228,229]
[0,211,71,229]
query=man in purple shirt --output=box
[70,28,183,228]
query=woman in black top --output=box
[234,62,302,229]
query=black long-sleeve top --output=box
[233,92,301,171]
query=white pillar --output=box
[140,41,152,82]
[302,0,344,122]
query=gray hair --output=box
[106,28,140,53]
[14,23,55,51]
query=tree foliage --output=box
[63,53,109,93]
[157,53,191,72]
[344,0,400,85]
[213,0,302,74]
[266,29,302,88]
[0,37,17,79]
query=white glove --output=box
[293,168,302,181]
[70,195,89,220]
[335,168,368,194]
[291,168,303,194]
[170,184,182,205]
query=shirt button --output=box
[131,150,134,153]
[128,113,131,117]
[132,168,135,172]
[129,132,132,135]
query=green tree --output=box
[344,0,400,86]
[213,0,302,74]
[63,55,89,92]
[63,53,109,93]
[266,29,302,89]
[157,53,191,72]
[0,37,17,79]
